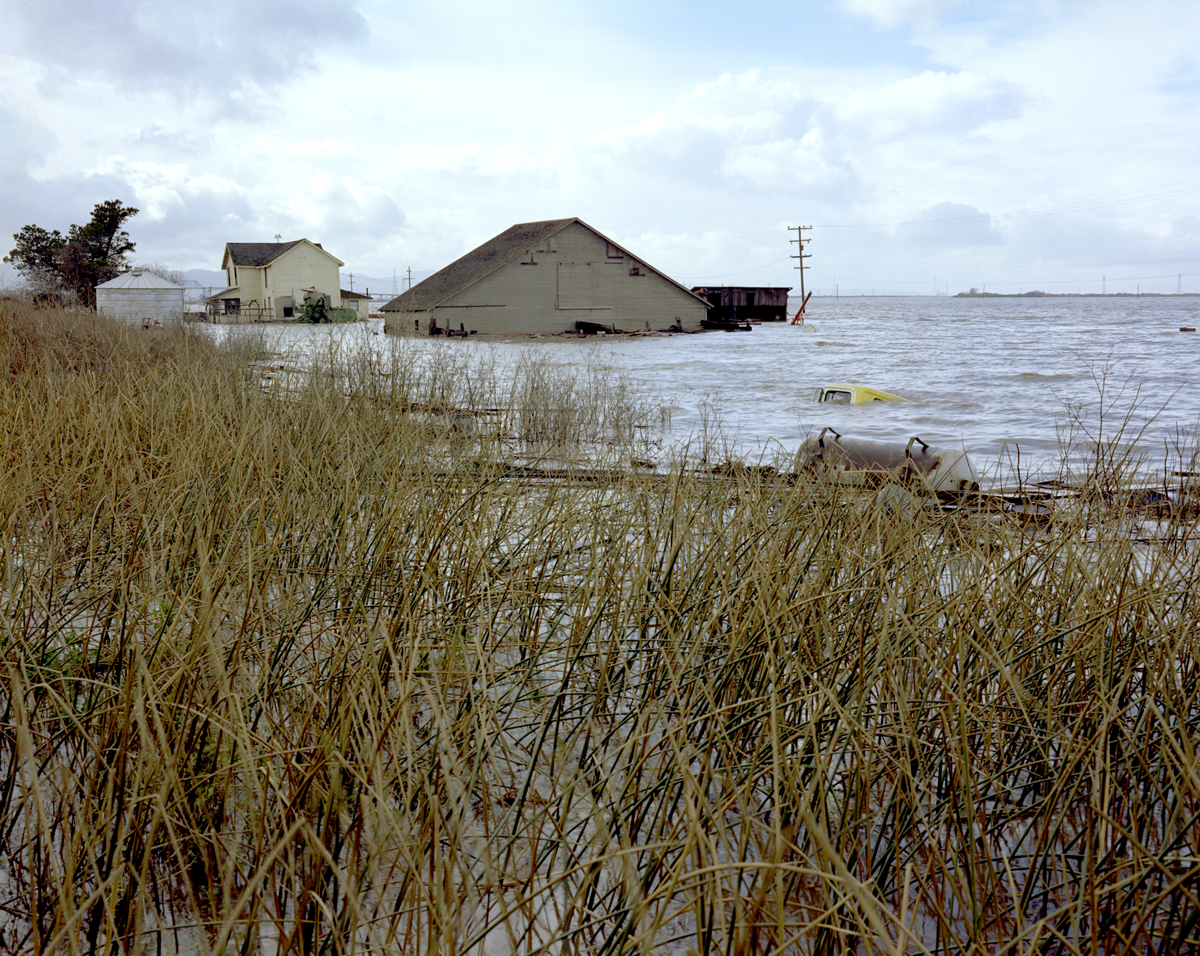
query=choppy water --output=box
[221,295,1200,486]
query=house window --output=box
[222,298,240,314]
[280,295,294,318]
[606,242,623,260]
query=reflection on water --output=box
[215,295,1200,484]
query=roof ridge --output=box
[381,218,578,311]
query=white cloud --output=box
[720,128,865,204]
[2,0,1199,290]
[901,200,1003,246]
[0,0,367,101]
[839,0,960,31]
[830,70,1024,140]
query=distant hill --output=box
[185,269,228,291]
[183,269,435,300]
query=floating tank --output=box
[797,428,980,493]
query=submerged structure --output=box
[690,286,792,324]
[381,218,709,335]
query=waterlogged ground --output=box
[218,295,1200,486]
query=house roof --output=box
[381,218,707,311]
[225,241,303,266]
[223,239,344,268]
[96,269,185,290]
[206,287,240,301]
[340,288,370,299]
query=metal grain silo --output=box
[95,270,185,324]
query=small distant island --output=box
[955,288,1200,298]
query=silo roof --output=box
[96,270,185,290]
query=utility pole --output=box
[406,267,413,291]
[788,225,812,322]
[348,272,354,292]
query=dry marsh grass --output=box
[3,301,1200,955]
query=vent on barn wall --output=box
[629,265,642,276]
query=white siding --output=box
[264,243,343,317]
[218,241,344,322]
[97,288,185,324]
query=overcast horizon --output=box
[3,0,1199,296]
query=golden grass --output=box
[2,301,1200,955]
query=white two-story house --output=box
[207,239,345,322]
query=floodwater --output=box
[218,295,1200,486]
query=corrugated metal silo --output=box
[95,270,186,324]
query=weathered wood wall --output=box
[409,222,706,334]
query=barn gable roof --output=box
[381,218,706,311]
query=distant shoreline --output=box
[797,292,1200,298]
[953,291,1200,298]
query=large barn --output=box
[382,218,709,335]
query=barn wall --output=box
[428,222,706,334]
[97,288,185,324]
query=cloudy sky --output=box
[3,0,1199,294]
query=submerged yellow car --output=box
[817,384,912,404]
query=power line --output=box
[788,224,812,310]
[678,256,792,280]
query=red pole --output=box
[790,291,813,324]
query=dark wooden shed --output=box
[689,286,792,323]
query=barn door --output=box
[557,262,592,308]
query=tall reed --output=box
[2,300,1200,955]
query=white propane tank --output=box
[797,429,979,493]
